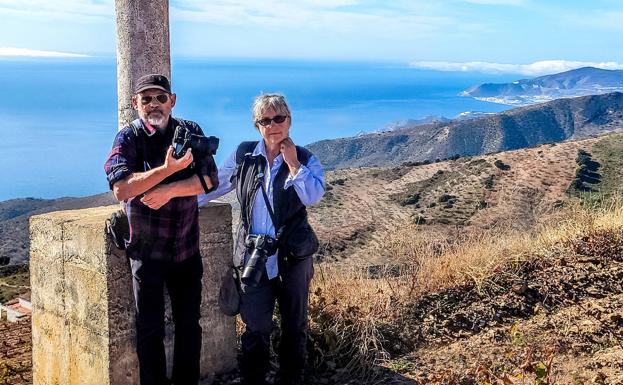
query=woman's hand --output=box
[280,137,301,175]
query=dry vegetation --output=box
[0,320,31,385]
[309,138,599,267]
[302,134,623,384]
[0,265,29,304]
[307,200,623,384]
[5,133,623,385]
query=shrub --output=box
[414,215,426,224]
[483,175,495,190]
[401,193,421,206]
[308,201,623,382]
[494,159,511,170]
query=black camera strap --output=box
[257,169,305,244]
[196,170,210,194]
[257,173,278,234]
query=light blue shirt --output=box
[198,140,325,279]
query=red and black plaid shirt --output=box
[104,118,217,262]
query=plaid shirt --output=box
[104,117,217,262]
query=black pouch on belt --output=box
[105,209,129,250]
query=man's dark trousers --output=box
[239,257,314,385]
[130,253,204,385]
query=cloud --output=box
[0,47,89,57]
[409,60,623,76]
[0,0,113,22]
[170,0,455,35]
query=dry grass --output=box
[309,137,599,267]
[308,198,623,382]
[0,265,29,303]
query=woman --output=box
[199,94,325,385]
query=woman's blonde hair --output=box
[252,93,291,127]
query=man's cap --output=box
[134,74,171,94]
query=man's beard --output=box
[146,112,167,130]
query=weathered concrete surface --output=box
[115,0,171,128]
[30,203,236,385]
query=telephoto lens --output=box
[241,247,266,286]
[241,234,278,286]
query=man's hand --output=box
[280,137,301,175]
[141,185,172,210]
[164,146,193,173]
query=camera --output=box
[241,234,279,286]
[172,125,219,159]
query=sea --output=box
[0,57,518,201]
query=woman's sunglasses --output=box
[140,94,169,105]
[256,115,288,127]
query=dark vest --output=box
[232,141,317,267]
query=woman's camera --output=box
[172,125,219,159]
[241,234,279,286]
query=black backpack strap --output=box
[128,119,141,136]
[231,141,259,184]
[236,141,260,164]
[175,117,190,131]
[258,174,277,231]
[126,119,150,172]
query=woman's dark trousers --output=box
[239,257,314,385]
[130,253,204,385]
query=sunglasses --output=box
[256,115,288,127]
[140,94,169,105]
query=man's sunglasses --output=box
[256,115,288,127]
[140,94,169,105]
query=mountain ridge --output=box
[461,66,623,105]
[307,92,623,170]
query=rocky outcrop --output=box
[29,203,236,385]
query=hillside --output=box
[307,92,623,170]
[0,193,117,265]
[309,207,623,384]
[0,134,619,269]
[308,136,606,267]
[461,67,623,105]
[302,132,623,384]
[4,132,623,384]
[1,134,596,267]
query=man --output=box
[104,74,218,385]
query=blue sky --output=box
[0,0,622,73]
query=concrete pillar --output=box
[115,0,171,128]
[30,203,237,385]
